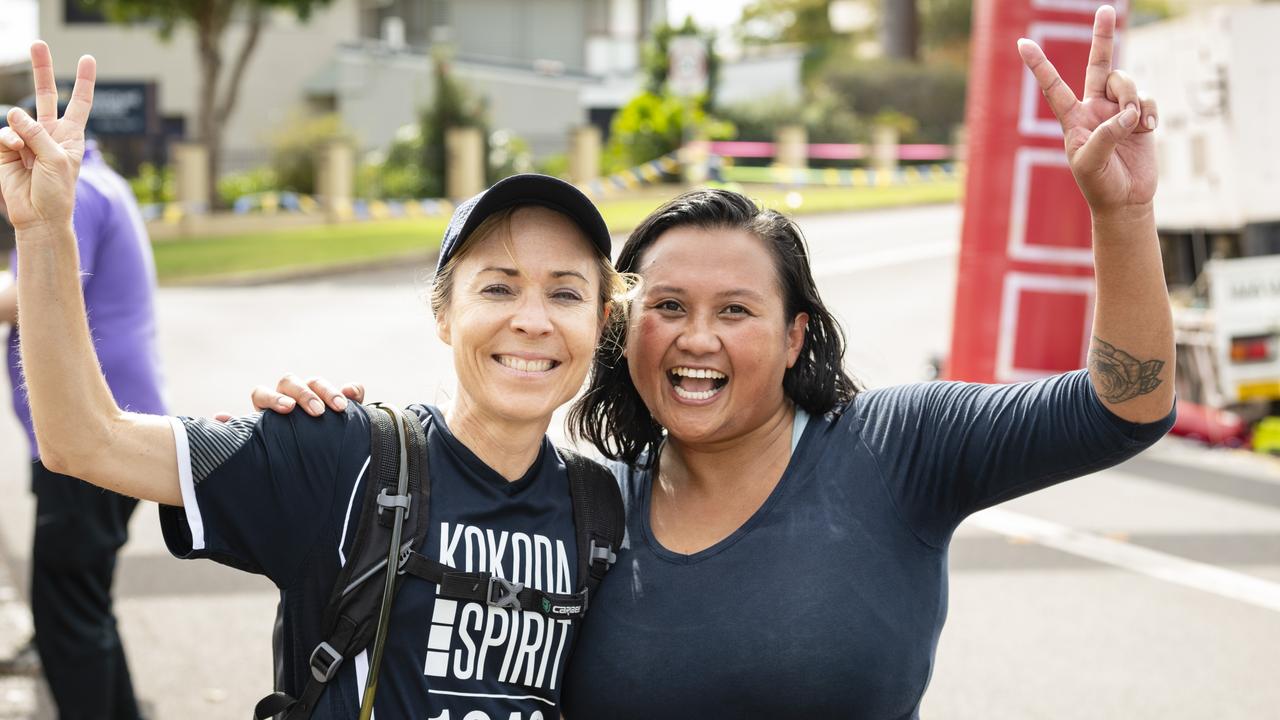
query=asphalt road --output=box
[0,202,1277,718]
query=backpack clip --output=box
[589,538,617,568]
[376,489,411,516]
[308,642,343,683]
[487,576,525,610]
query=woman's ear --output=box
[785,312,809,368]
[435,310,452,346]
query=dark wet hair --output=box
[568,188,860,467]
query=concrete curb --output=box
[160,249,440,288]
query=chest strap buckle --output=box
[487,576,525,610]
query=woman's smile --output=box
[667,366,729,402]
[494,353,561,375]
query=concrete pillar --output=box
[951,124,968,165]
[680,138,711,185]
[172,142,209,215]
[316,141,355,221]
[871,125,900,175]
[568,125,602,185]
[446,126,486,200]
[774,125,808,171]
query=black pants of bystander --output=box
[30,461,141,720]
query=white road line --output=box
[967,508,1280,613]
[812,240,956,278]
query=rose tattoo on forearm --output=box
[1088,336,1166,403]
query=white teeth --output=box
[497,356,554,373]
[673,385,723,401]
[670,367,727,379]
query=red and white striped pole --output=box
[948,1,1129,383]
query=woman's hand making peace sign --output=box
[1018,5,1158,219]
[0,42,96,232]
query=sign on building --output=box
[667,35,707,97]
[85,82,156,136]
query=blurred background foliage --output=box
[120,0,1092,205]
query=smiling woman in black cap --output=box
[0,41,629,720]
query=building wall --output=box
[332,47,435,158]
[716,49,804,108]
[457,64,589,156]
[449,0,587,71]
[333,49,588,159]
[39,0,361,171]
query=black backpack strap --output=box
[560,449,625,596]
[397,551,590,618]
[255,405,431,720]
[394,448,623,619]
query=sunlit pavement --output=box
[1,202,1277,718]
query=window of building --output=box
[65,0,107,24]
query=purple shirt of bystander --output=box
[7,141,167,459]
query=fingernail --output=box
[1126,103,1138,115]
[1121,108,1139,128]
[1145,115,1157,130]
[333,396,348,411]
[277,397,295,409]
[308,399,324,415]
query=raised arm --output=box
[0,43,180,505]
[1019,5,1174,423]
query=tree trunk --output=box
[881,0,919,61]
[193,1,266,212]
[194,1,228,211]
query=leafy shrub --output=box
[217,166,280,207]
[269,113,351,195]
[128,162,174,205]
[535,153,569,179]
[489,129,534,179]
[604,92,734,174]
[718,88,864,143]
[820,61,966,143]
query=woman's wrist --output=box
[1091,201,1156,229]
[14,220,76,247]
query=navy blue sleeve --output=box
[852,369,1175,547]
[159,404,372,587]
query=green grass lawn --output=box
[154,181,961,284]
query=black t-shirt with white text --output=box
[160,403,578,720]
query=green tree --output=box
[920,0,971,56]
[84,0,334,210]
[737,0,847,81]
[420,53,491,195]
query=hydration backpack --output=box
[254,403,625,719]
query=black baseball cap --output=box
[436,174,610,273]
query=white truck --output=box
[1126,4,1280,446]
